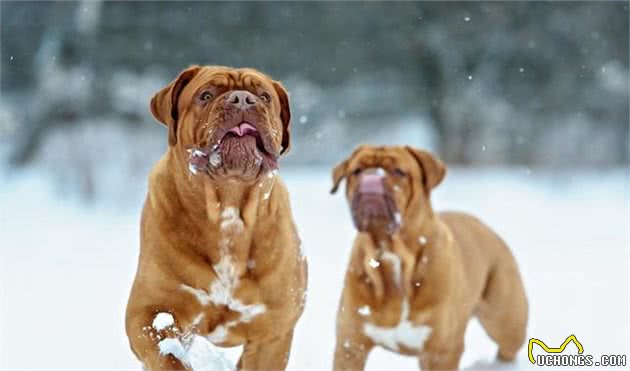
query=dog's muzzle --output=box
[351,170,399,234]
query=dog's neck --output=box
[367,207,440,249]
[399,208,441,248]
[361,211,448,300]
[161,149,277,265]
[167,147,275,214]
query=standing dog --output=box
[126,66,307,370]
[331,145,527,370]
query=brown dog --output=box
[125,66,307,370]
[330,145,528,370]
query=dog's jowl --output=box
[331,145,528,371]
[125,65,307,371]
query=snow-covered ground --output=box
[1,167,628,370]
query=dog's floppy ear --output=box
[272,81,291,155]
[330,145,368,194]
[405,146,447,193]
[330,158,350,194]
[150,65,201,146]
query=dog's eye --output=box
[393,168,406,177]
[260,92,271,103]
[351,168,362,176]
[200,91,213,102]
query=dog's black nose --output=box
[226,90,257,110]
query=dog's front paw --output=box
[151,312,235,371]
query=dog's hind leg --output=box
[476,258,528,361]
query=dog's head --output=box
[330,145,446,236]
[150,65,291,182]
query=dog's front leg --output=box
[418,338,464,371]
[333,334,373,371]
[126,309,187,371]
[237,330,294,371]
[418,347,463,371]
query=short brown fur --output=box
[126,66,306,370]
[331,145,528,370]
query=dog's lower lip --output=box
[207,122,279,163]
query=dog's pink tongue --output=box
[359,173,385,194]
[228,122,257,137]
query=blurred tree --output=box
[1,1,628,168]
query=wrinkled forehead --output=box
[184,66,276,96]
[350,146,416,171]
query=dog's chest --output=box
[362,297,432,353]
[360,251,433,353]
[180,207,267,343]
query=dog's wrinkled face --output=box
[150,65,291,182]
[331,145,446,236]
